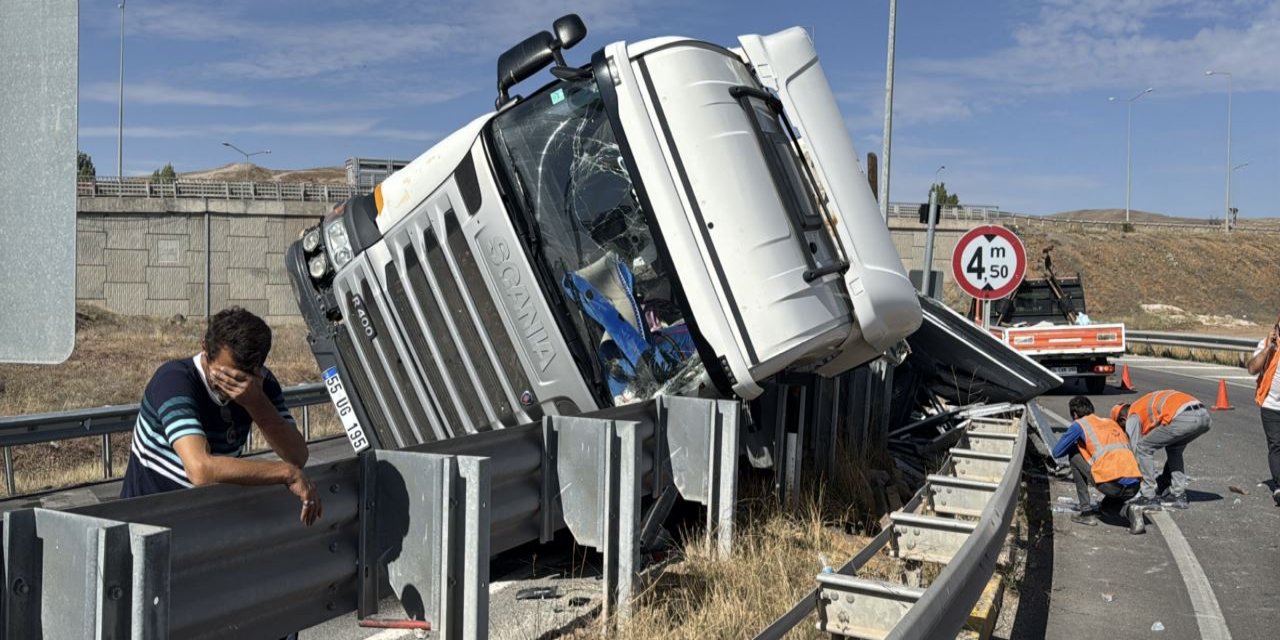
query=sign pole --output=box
[983,299,992,329]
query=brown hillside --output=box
[1000,225,1280,330]
[179,163,347,184]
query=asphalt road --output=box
[1024,355,1279,640]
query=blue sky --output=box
[76,0,1280,218]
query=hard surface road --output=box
[1020,355,1279,640]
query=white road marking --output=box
[1038,405,1072,428]
[364,629,414,640]
[1149,511,1233,640]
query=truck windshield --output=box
[489,78,708,405]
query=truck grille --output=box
[334,305,398,448]
[333,204,547,446]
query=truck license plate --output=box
[1050,366,1077,376]
[324,367,370,453]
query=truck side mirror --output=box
[496,30,557,109]
[553,14,587,52]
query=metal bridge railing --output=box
[78,178,365,202]
[0,383,330,497]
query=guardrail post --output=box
[663,397,740,557]
[549,416,643,621]
[302,405,311,441]
[3,446,14,496]
[358,450,490,639]
[3,509,170,639]
[101,432,113,479]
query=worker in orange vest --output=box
[1051,397,1144,532]
[1246,318,1280,507]
[1112,389,1211,510]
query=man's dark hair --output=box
[1068,396,1095,420]
[203,307,272,371]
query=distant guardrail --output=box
[78,178,365,202]
[0,382,330,496]
[886,203,1280,234]
[1126,330,1260,353]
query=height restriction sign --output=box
[952,225,1026,300]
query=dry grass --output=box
[588,445,904,639]
[0,305,338,497]
[937,225,1280,331]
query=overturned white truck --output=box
[287,16,923,452]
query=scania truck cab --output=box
[287,17,922,452]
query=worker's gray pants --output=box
[1133,408,1211,499]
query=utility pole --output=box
[117,0,126,181]
[1206,71,1233,233]
[879,0,897,221]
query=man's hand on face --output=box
[211,364,267,408]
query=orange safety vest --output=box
[1257,347,1279,406]
[1128,390,1200,436]
[1077,415,1141,484]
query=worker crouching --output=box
[1052,396,1146,533]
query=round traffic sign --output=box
[951,225,1026,300]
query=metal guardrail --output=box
[886,202,1280,235]
[0,395,740,639]
[78,178,364,202]
[756,403,1026,640]
[1126,330,1260,353]
[0,383,330,497]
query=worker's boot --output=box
[1126,503,1146,535]
[1071,509,1100,526]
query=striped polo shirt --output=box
[120,354,294,497]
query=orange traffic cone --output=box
[1120,365,1136,392]
[1212,378,1234,411]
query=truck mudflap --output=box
[737,28,922,376]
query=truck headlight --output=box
[301,227,322,254]
[308,253,330,279]
[326,222,354,269]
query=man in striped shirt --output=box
[120,307,321,527]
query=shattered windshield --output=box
[490,78,708,405]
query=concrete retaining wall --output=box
[76,197,333,325]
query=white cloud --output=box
[80,119,440,142]
[81,82,259,107]
[840,0,1280,127]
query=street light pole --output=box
[117,1,126,181]
[1206,71,1233,232]
[220,142,271,181]
[879,0,898,221]
[1108,88,1153,225]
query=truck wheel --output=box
[1085,376,1106,394]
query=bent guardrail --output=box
[1126,330,1259,353]
[0,383,330,496]
[756,403,1026,640]
[1,395,740,639]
